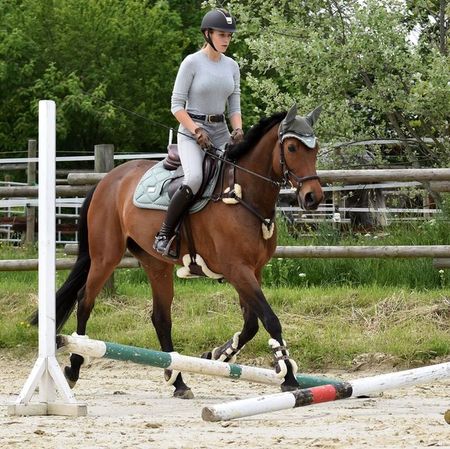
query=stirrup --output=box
[153,233,178,257]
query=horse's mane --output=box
[227,111,286,160]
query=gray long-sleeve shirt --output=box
[170,50,241,119]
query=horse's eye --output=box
[287,144,296,153]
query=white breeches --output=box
[178,121,230,194]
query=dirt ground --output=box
[1,353,449,449]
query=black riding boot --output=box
[153,185,194,255]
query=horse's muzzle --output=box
[300,190,323,211]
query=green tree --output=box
[223,0,449,167]
[0,0,185,154]
[406,0,449,56]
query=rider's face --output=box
[209,30,233,53]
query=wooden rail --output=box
[1,242,447,273]
[66,168,450,187]
[0,185,92,198]
[63,243,450,259]
[0,257,139,271]
[274,245,450,258]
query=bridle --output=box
[207,125,321,193]
[278,131,321,196]
[208,122,321,233]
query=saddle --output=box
[171,145,225,279]
[162,144,218,199]
[133,144,225,213]
[133,144,234,279]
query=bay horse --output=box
[31,103,324,398]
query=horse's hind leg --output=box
[140,260,193,399]
[65,244,125,387]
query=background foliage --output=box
[0,0,448,165]
[0,0,193,153]
[225,0,449,167]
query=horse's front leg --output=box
[202,269,263,363]
[202,295,259,363]
[228,267,300,391]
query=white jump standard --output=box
[8,100,86,416]
[202,361,450,421]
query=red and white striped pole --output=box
[202,361,450,421]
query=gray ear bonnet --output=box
[279,104,322,149]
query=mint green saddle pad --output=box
[133,159,222,213]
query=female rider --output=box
[153,8,244,255]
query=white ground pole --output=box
[8,100,87,416]
[202,361,450,422]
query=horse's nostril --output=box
[304,192,315,208]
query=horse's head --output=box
[277,103,324,210]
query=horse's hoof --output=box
[63,366,78,389]
[280,383,299,392]
[174,388,194,399]
[201,351,212,359]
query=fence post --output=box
[25,139,37,245]
[374,189,388,227]
[94,144,114,173]
[3,174,12,242]
[94,144,115,295]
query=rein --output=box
[207,128,321,233]
[92,97,319,231]
[93,96,317,191]
[203,146,281,188]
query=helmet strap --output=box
[203,29,218,52]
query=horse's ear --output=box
[306,106,322,127]
[283,103,297,126]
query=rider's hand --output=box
[230,128,244,145]
[194,127,212,149]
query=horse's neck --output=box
[237,126,280,212]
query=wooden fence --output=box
[1,142,449,269]
[1,244,449,272]
[66,168,450,188]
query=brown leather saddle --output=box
[162,144,220,199]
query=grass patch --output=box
[1,275,449,370]
[0,201,449,368]
[265,208,450,289]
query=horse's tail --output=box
[29,186,96,331]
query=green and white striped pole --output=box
[56,334,340,389]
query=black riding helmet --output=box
[201,9,237,51]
